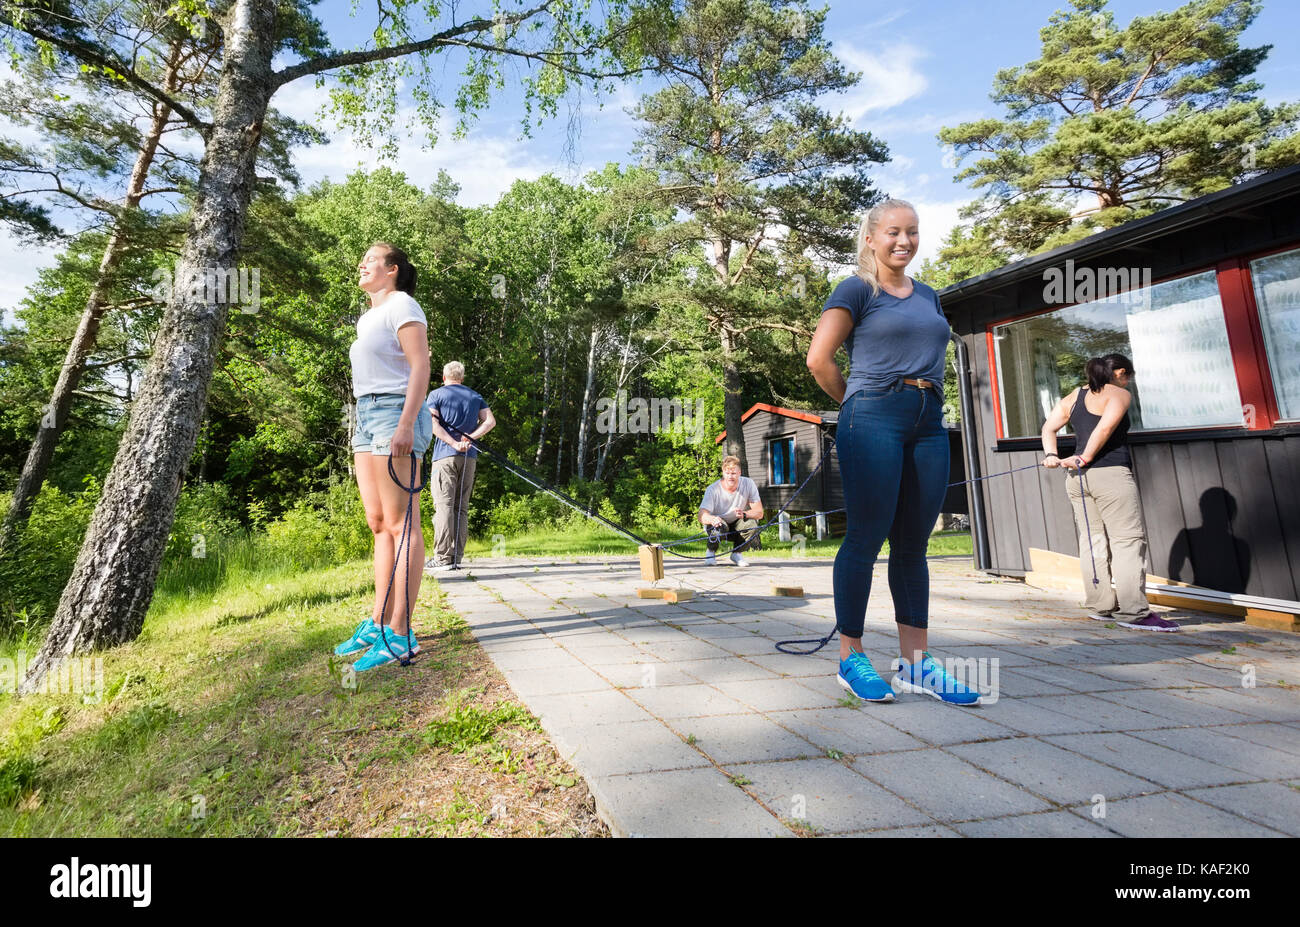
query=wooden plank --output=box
[1217,439,1296,600]
[770,584,803,597]
[1131,443,1183,581]
[1009,449,1049,567]
[1038,463,1077,557]
[638,545,664,582]
[1264,437,1300,598]
[1168,441,1245,592]
[1244,609,1300,633]
[969,330,1006,573]
[637,587,693,603]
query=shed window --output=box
[992,270,1243,437]
[770,436,795,485]
[1250,247,1300,422]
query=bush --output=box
[483,492,567,537]
[258,478,372,570]
[0,478,101,635]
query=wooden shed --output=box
[716,403,968,525]
[940,164,1300,606]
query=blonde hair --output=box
[442,361,465,382]
[721,455,742,472]
[855,198,918,296]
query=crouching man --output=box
[698,455,764,566]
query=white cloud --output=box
[270,80,561,205]
[909,197,967,269]
[830,41,929,124]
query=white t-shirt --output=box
[700,477,760,520]
[350,291,427,397]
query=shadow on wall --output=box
[1166,487,1250,594]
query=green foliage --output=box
[933,0,1300,278]
[422,701,539,754]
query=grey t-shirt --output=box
[821,275,950,400]
[700,477,760,521]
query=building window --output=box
[770,436,795,485]
[992,270,1243,438]
[1250,247,1300,422]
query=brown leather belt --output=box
[903,378,938,391]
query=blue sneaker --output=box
[892,652,982,706]
[353,626,418,672]
[837,652,895,702]
[334,618,380,656]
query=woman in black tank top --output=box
[1039,354,1178,632]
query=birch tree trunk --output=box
[20,0,276,693]
[534,331,550,469]
[0,41,184,553]
[576,325,599,481]
[593,323,634,483]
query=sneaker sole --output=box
[891,676,982,706]
[836,673,895,703]
[1115,621,1179,632]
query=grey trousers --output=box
[1066,465,1150,620]
[432,454,477,566]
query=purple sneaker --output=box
[1117,613,1180,632]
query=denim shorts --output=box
[352,393,433,456]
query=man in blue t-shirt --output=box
[425,361,496,571]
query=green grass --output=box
[0,547,553,836]
[463,521,974,560]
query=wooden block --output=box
[638,544,664,582]
[770,584,803,597]
[636,587,693,603]
[1148,592,1245,617]
[1244,608,1300,633]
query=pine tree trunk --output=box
[19,0,276,694]
[0,42,183,553]
[719,326,748,474]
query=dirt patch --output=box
[274,618,608,837]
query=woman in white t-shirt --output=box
[333,241,434,671]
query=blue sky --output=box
[3,0,1298,314]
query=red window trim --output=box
[983,251,1300,439]
[1216,258,1277,430]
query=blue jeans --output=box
[834,382,949,636]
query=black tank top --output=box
[1069,387,1131,468]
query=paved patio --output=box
[434,554,1300,837]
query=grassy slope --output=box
[0,561,604,837]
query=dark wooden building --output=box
[940,165,1300,605]
[716,403,968,521]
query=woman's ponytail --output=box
[1086,353,1133,392]
[373,241,418,296]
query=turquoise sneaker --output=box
[837,652,895,702]
[353,626,418,672]
[334,618,380,656]
[892,652,982,706]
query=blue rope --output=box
[773,461,1084,656]
[377,454,427,667]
